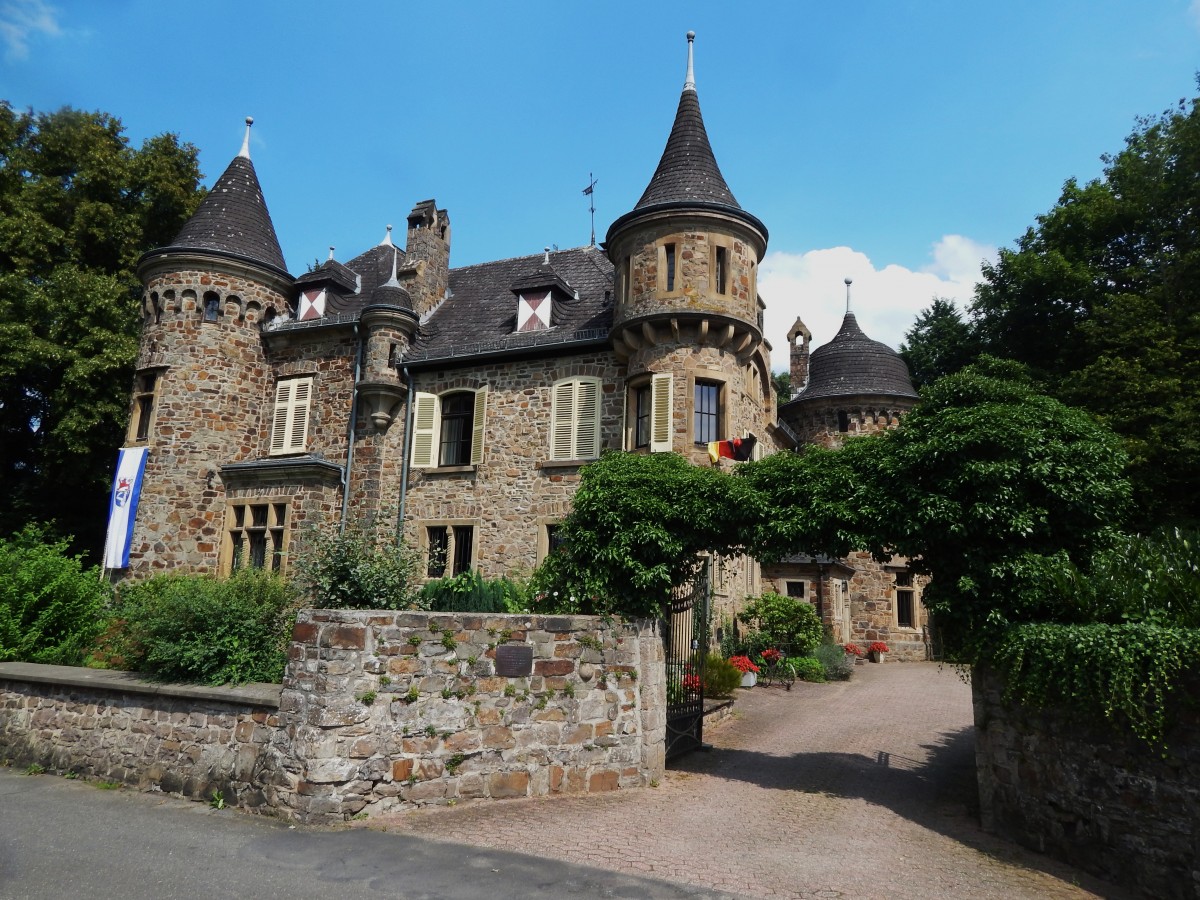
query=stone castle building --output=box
[117,34,929,658]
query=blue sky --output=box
[3,0,1198,365]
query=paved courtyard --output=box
[360,662,1123,899]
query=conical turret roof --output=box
[608,33,765,245]
[795,313,918,402]
[634,86,740,212]
[143,121,289,278]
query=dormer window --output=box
[298,288,326,321]
[516,290,552,332]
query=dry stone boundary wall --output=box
[0,612,665,825]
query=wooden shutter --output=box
[550,380,575,461]
[551,378,601,461]
[411,392,439,468]
[270,377,313,455]
[469,386,488,465]
[650,373,673,453]
[574,378,600,459]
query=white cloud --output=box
[759,235,996,371]
[1191,0,1200,31]
[0,0,60,61]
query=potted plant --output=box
[728,655,760,687]
[867,641,889,663]
[844,643,864,664]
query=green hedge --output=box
[111,568,296,685]
[0,525,111,666]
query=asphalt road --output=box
[0,767,726,900]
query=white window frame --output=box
[410,387,489,468]
[270,376,313,455]
[550,377,601,461]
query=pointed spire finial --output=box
[239,117,254,159]
[380,224,394,247]
[684,31,696,92]
[844,277,853,314]
[384,243,402,287]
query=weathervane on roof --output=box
[583,172,598,246]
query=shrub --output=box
[789,656,826,683]
[0,524,111,666]
[420,570,528,613]
[111,568,296,685]
[814,642,854,680]
[291,514,424,610]
[737,592,824,656]
[703,654,742,698]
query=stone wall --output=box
[0,612,666,826]
[0,663,281,810]
[273,610,665,824]
[973,666,1200,898]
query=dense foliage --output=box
[531,451,756,618]
[109,568,295,685]
[0,524,111,665]
[0,104,205,559]
[291,514,426,610]
[902,87,1200,530]
[736,592,825,656]
[702,653,743,698]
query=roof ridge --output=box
[448,244,600,273]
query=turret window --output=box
[127,371,161,444]
[694,380,723,445]
[202,291,221,323]
[665,243,676,292]
[715,246,727,295]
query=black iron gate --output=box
[663,566,710,761]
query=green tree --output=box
[771,370,791,406]
[531,451,756,618]
[862,359,1132,654]
[966,89,1200,529]
[0,103,204,559]
[898,297,978,389]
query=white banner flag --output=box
[103,447,148,570]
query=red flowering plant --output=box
[844,643,864,657]
[761,648,783,664]
[727,655,759,674]
[868,642,889,654]
[682,673,702,692]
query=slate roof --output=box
[790,313,918,403]
[406,245,614,363]
[635,87,740,212]
[150,155,289,277]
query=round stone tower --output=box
[605,32,772,463]
[779,293,919,448]
[123,119,294,576]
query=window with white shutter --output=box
[650,373,673,453]
[270,377,313,455]
[550,377,601,461]
[410,388,488,468]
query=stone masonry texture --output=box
[973,666,1200,899]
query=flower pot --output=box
[869,650,885,663]
[740,671,757,687]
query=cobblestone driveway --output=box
[359,662,1123,899]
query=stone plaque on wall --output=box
[494,644,534,677]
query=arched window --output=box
[202,291,221,323]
